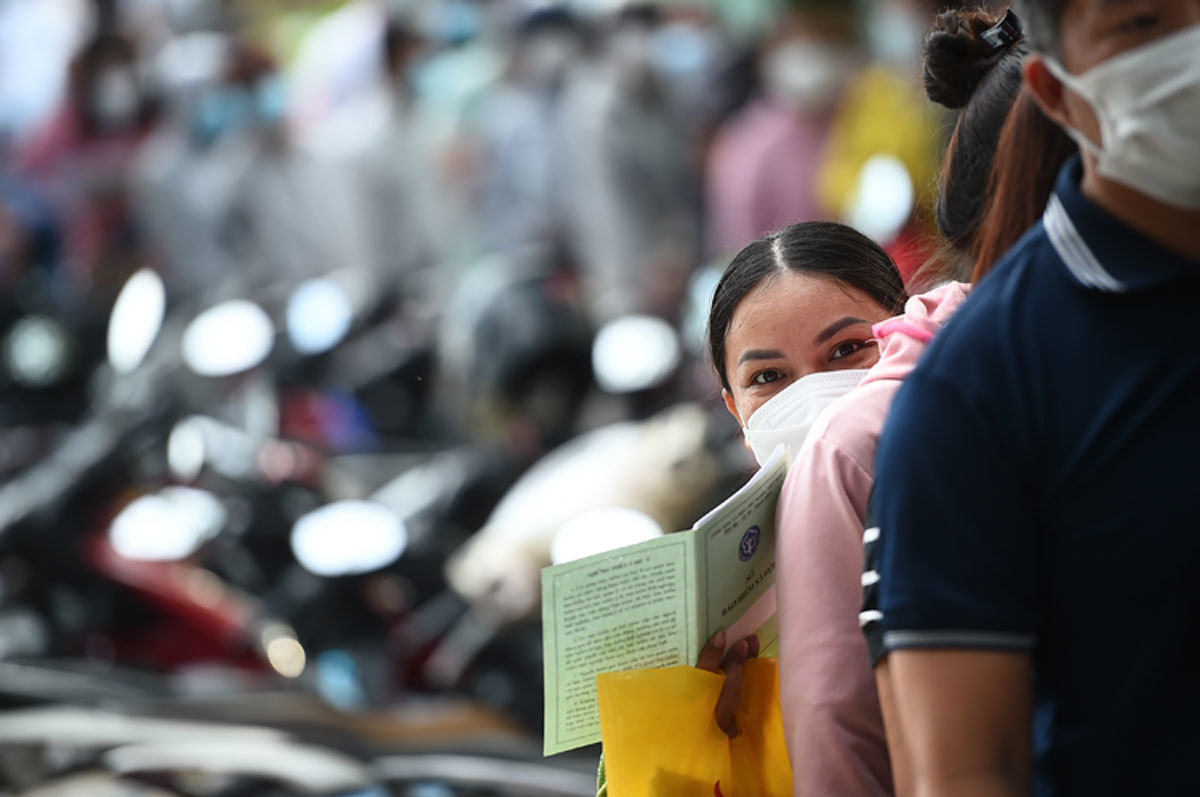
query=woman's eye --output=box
[751,369,783,386]
[830,341,866,360]
[1116,13,1158,33]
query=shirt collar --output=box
[1044,154,1199,293]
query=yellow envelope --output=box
[596,658,793,797]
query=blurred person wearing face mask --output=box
[16,31,154,299]
[217,49,368,289]
[865,0,932,70]
[645,4,731,146]
[867,1,1200,794]
[460,6,584,255]
[313,14,446,296]
[812,0,947,284]
[129,32,265,296]
[705,4,858,258]
[135,41,367,294]
[557,3,702,322]
[19,33,150,172]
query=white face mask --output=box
[865,2,925,68]
[742,368,868,467]
[762,40,851,113]
[609,26,654,86]
[1045,25,1200,210]
[523,34,577,88]
[92,69,140,129]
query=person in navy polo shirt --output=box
[865,0,1200,794]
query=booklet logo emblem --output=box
[738,525,761,562]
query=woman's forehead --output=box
[730,271,875,337]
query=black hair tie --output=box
[981,8,1023,53]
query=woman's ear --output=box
[1023,54,1069,130]
[722,389,754,453]
[722,388,743,428]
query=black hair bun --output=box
[922,9,1022,110]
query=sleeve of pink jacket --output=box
[776,432,892,796]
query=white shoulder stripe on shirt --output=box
[1043,195,1126,293]
[858,609,884,628]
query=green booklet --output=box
[541,446,788,756]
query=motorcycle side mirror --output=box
[4,316,74,388]
[181,299,274,377]
[167,416,208,482]
[169,415,263,482]
[592,315,681,394]
[285,277,354,355]
[107,268,167,375]
[290,500,408,577]
[844,153,915,245]
[109,486,227,561]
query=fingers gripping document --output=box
[541,447,787,755]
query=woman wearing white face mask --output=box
[593,218,903,797]
[709,220,907,465]
[594,225,897,795]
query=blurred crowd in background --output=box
[0,0,1002,793]
[0,0,984,335]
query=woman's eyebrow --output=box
[737,348,785,366]
[813,316,870,345]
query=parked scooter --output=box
[0,662,598,796]
[0,267,306,679]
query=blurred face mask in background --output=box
[762,39,852,112]
[609,24,656,86]
[742,368,868,466]
[189,84,251,144]
[650,21,720,85]
[91,68,140,130]
[865,0,926,67]
[1045,25,1200,210]
[523,33,578,88]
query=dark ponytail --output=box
[926,8,1028,253]
[970,88,1076,282]
[910,8,1048,289]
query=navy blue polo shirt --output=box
[870,155,1200,795]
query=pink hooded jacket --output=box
[775,281,970,796]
